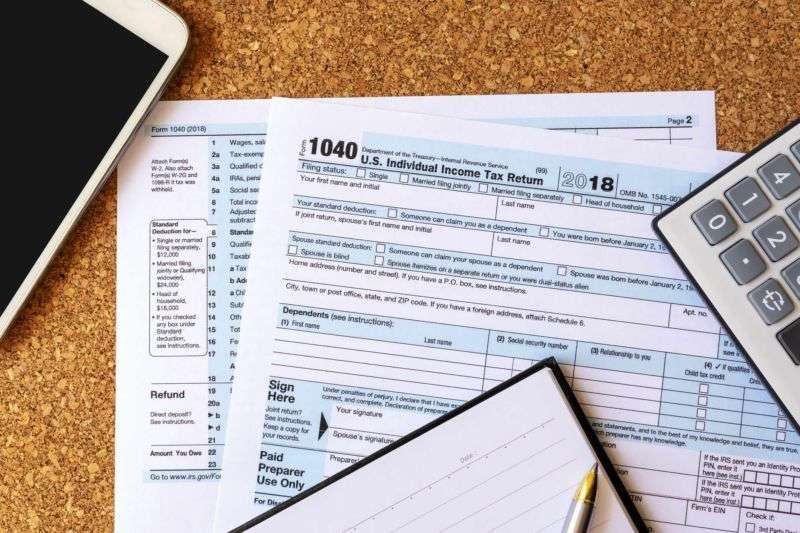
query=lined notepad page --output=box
[247,368,638,532]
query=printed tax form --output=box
[218,99,798,533]
[116,92,718,532]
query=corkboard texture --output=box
[1,0,798,530]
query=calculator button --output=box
[758,154,800,199]
[776,318,800,365]
[787,200,800,231]
[792,140,800,162]
[725,177,771,222]
[691,200,737,245]
[720,240,766,285]
[753,216,798,261]
[782,259,800,298]
[748,278,794,325]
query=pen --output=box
[561,463,597,533]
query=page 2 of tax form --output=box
[217,99,799,533]
[115,92,717,533]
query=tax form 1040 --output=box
[116,91,719,533]
[216,99,800,533]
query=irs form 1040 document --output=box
[116,91,717,532]
[218,99,799,533]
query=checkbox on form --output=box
[400,173,409,183]
[557,266,567,276]
[478,183,488,193]
[572,194,582,204]
[288,245,297,255]
[695,420,705,431]
[356,168,365,177]
[698,395,708,406]
[388,208,397,218]
[539,227,549,237]
[697,408,706,418]
[374,256,384,266]
[376,243,385,253]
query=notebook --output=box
[231,358,647,532]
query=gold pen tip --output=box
[573,463,597,504]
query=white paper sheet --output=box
[116,91,718,532]
[215,99,796,532]
[245,367,639,533]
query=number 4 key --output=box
[758,154,800,199]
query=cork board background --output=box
[0,0,798,530]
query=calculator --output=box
[654,119,800,429]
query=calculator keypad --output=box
[684,128,800,356]
[692,200,737,245]
[725,177,771,222]
[758,154,800,199]
[659,122,800,421]
[752,216,798,261]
